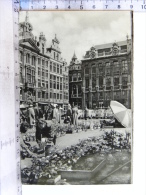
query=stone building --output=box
[69,53,82,108]
[81,38,132,109]
[19,13,69,111]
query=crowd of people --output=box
[20,102,90,129]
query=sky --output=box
[19,11,131,64]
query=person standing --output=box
[34,103,39,121]
[84,106,89,120]
[72,105,78,128]
[66,104,73,125]
[44,105,49,120]
[53,104,58,123]
[28,104,35,128]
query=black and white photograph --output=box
[19,11,133,185]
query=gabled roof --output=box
[94,40,128,50]
[19,38,40,52]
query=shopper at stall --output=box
[66,104,73,125]
[72,105,78,128]
[28,104,35,128]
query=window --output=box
[50,80,52,88]
[57,93,59,99]
[38,58,41,65]
[53,81,56,89]
[98,49,104,56]
[85,67,89,74]
[122,60,128,73]
[105,48,111,55]
[54,93,56,99]
[32,56,35,66]
[114,77,119,86]
[54,52,55,60]
[57,77,59,89]
[53,63,56,72]
[20,51,23,62]
[99,77,103,86]
[60,94,62,100]
[46,81,48,89]
[38,68,41,76]
[26,68,31,82]
[46,70,48,78]
[50,62,52,71]
[26,54,30,63]
[42,81,45,87]
[69,76,72,82]
[105,62,110,75]
[32,70,35,83]
[113,61,119,74]
[92,66,96,90]
[46,93,48,99]
[50,92,52,98]
[57,64,59,73]
[42,92,45,98]
[85,78,89,88]
[46,61,48,68]
[42,69,45,77]
[60,83,62,90]
[38,79,41,87]
[122,76,128,86]
[42,60,45,65]
[60,66,62,74]
[106,77,111,86]
[121,45,127,53]
[78,85,81,95]
[38,92,41,98]
[73,74,77,81]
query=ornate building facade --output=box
[19,13,69,111]
[69,53,82,108]
[81,38,132,109]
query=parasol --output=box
[110,101,132,128]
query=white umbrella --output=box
[110,101,132,128]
